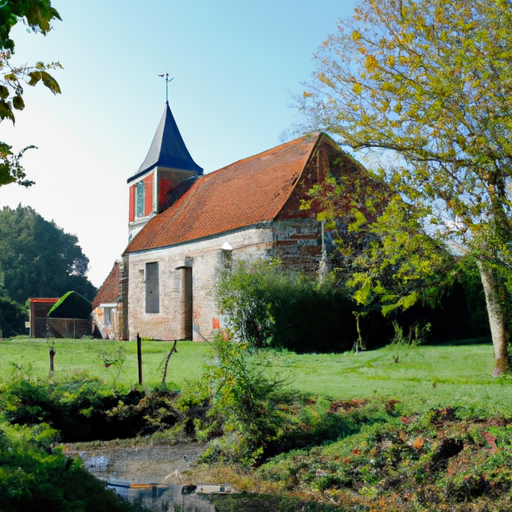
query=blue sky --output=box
[0,0,358,287]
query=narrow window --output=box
[104,307,113,327]
[145,262,159,313]
[136,181,145,218]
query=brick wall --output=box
[272,136,366,275]
[271,219,321,275]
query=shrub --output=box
[0,373,186,442]
[200,333,365,465]
[0,422,139,511]
[202,333,289,464]
[215,259,357,353]
[0,296,26,337]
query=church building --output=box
[93,102,369,341]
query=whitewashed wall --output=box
[126,226,273,341]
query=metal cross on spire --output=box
[158,73,174,103]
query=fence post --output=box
[137,333,142,385]
[49,343,55,380]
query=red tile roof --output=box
[92,262,120,309]
[124,134,320,254]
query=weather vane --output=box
[158,73,174,103]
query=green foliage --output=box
[0,141,35,187]
[0,367,227,446]
[48,290,92,319]
[199,335,395,466]
[301,0,512,251]
[459,255,512,336]
[0,421,140,512]
[215,259,278,348]
[0,0,61,52]
[300,0,512,373]
[202,333,291,464]
[0,295,26,336]
[0,205,97,303]
[256,407,512,511]
[390,320,431,347]
[0,371,192,442]
[0,0,62,187]
[215,259,357,352]
[306,170,455,350]
[348,196,454,316]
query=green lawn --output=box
[260,340,512,415]
[2,336,511,415]
[0,338,211,390]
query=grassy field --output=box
[264,339,512,415]
[2,336,511,415]
[0,337,211,390]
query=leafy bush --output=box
[200,333,374,466]
[0,296,26,337]
[201,333,291,464]
[48,290,92,319]
[215,259,357,353]
[0,422,140,512]
[216,258,491,352]
[0,373,187,442]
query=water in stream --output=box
[107,482,216,512]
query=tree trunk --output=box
[477,260,509,377]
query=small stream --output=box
[67,443,225,511]
[106,482,217,511]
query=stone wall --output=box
[126,227,273,341]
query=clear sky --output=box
[0,0,358,288]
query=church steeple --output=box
[127,102,203,241]
[129,102,203,182]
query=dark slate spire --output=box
[128,102,203,183]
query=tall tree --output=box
[300,0,512,375]
[0,205,96,303]
[305,169,455,348]
[0,0,61,186]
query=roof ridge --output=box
[124,133,322,254]
[207,133,318,178]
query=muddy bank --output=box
[66,442,220,511]
[66,441,207,484]
[66,442,334,512]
